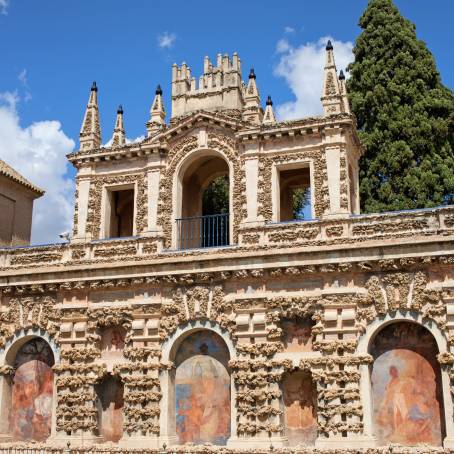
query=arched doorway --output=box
[176,151,230,249]
[370,322,445,446]
[174,330,231,445]
[10,337,55,442]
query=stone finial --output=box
[321,41,343,116]
[79,81,102,150]
[243,68,263,124]
[147,84,166,137]
[111,105,126,147]
[262,95,277,125]
[338,69,351,114]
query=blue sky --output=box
[0,0,453,244]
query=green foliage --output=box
[347,0,454,213]
[292,187,311,220]
[202,175,229,215]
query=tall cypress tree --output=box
[347,0,454,213]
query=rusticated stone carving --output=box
[0,295,60,347]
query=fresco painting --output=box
[175,331,230,445]
[10,338,54,442]
[96,376,124,442]
[100,326,126,359]
[370,322,444,446]
[282,318,313,352]
[283,371,318,445]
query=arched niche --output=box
[282,370,318,446]
[99,326,126,360]
[8,337,55,442]
[95,374,124,443]
[281,317,314,353]
[369,321,445,446]
[173,148,233,249]
[160,322,235,447]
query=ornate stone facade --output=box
[0,44,453,453]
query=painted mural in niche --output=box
[100,326,126,359]
[283,371,318,446]
[175,331,230,445]
[10,338,55,442]
[282,318,313,352]
[370,322,444,446]
[96,375,124,442]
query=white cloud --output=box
[18,69,27,86]
[284,26,295,34]
[276,39,290,54]
[274,36,353,120]
[103,135,145,148]
[0,0,8,15]
[0,92,75,245]
[157,32,176,49]
[17,69,32,101]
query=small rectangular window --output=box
[105,188,134,238]
[278,166,312,222]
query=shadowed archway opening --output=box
[282,370,318,446]
[370,321,445,446]
[177,152,230,249]
[95,374,124,443]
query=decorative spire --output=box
[338,70,351,114]
[111,105,126,147]
[321,40,343,116]
[146,84,166,137]
[243,68,263,124]
[262,95,276,125]
[79,81,101,150]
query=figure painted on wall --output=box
[283,371,317,445]
[175,331,230,445]
[96,375,124,442]
[10,338,55,442]
[100,326,126,359]
[370,322,444,446]
[282,318,313,352]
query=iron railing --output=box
[175,213,230,250]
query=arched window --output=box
[10,338,54,442]
[370,322,445,446]
[282,371,317,446]
[174,330,231,445]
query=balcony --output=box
[175,213,230,250]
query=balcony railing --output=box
[176,213,230,250]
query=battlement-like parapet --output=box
[171,53,245,118]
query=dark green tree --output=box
[202,175,229,215]
[347,0,454,212]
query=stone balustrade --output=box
[0,206,453,272]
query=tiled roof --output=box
[0,159,44,196]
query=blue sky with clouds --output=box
[0,0,453,244]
